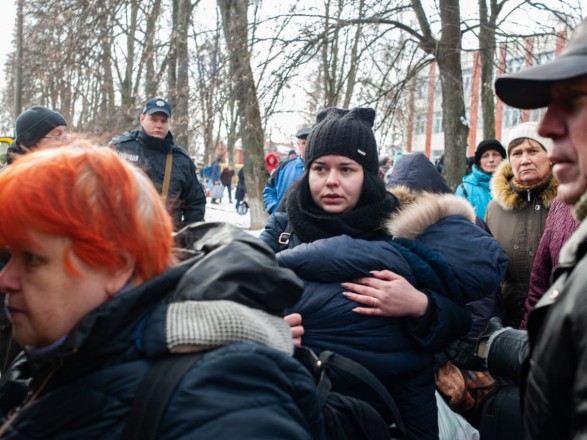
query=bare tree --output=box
[218,0,267,229]
[13,0,24,119]
[411,0,467,188]
[172,0,196,148]
[478,0,501,139]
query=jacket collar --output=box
[489,160,558,211]
[385,187,476,239]
[138,128,174,153]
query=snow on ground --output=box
[203,196,263,237]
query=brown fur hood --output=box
[385,185,476,239]
[490,160,558,211]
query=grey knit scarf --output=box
[166,300,294,355]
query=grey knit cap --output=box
[305,107,379,175]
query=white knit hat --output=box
[504,121,553,157]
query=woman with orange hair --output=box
[0,146,322,438]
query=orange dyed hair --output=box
[0,146,175,281]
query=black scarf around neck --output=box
[286,172,399,243]
[139,129,174,153]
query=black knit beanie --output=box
[474,139,506,169]
[305,107,379,175]
[15,106,67,147]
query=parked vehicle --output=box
[0,137,14,166]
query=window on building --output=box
[416,80,428,99]
[433,112,443,134]
[462,68,472,93]
[531,108,547,122]
[503,105,522,129]
[536,51,554,65]
[414,114,427,136]
[505,57,524,74]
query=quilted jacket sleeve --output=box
[159,343,324,440]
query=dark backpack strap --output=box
[319,351,407,436]
[123,352,204,440]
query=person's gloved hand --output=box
[445,338,485,370]
[445,316,506,371]
[476,317,506,358]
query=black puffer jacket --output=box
[110,129,206,224]
[0,223,323,439]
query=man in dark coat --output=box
[110,98,206,225]
[220,164,235,203]
[449,17,587,440]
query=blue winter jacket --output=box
[0,224,324,440]
[263,156,304,214]
[455,165,493,220]
[260,189,507,440]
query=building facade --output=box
[406,30,568,160]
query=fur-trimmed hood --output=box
[490,159,558,211]
[385,185,476,238]
[384,185,507,305]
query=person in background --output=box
[287,149,297,160]
[435,153,444,173]
[378,156,392,181]
[7,106,70,164]
[385,152,507,434]
[0,146,322,438]
[220,163,235,204]
[263,127,311,214]
[264,152,279,175]
[109,97,206,226]
[235,166,247,213]
[484,122,556,328]
[208,157,222,204]
[464,156,476,175]
[518,197,579,329]
[456,139,506,220]
[0,105,72,373]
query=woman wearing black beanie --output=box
[456,139,506,219]
[259,107,506,439]
[7,106,70,164]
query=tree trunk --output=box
[14,0,24,119]
[479,0,503,140]
[412,0,468,189]
[121,0,139,118]
[173,0,192,149]
[436,0,468,189]
[218,0,267,229]
[144,0,162,98]
[167,0,178,103]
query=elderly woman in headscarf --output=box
[485,121,557,328]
